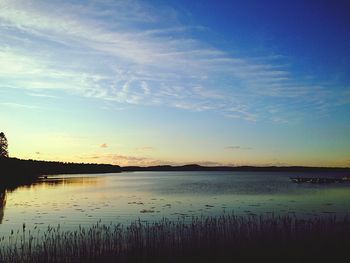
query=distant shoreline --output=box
[121,164,350,173]
[1,157,349,180]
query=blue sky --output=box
[0,0,349,166]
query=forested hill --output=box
[0,157,121,181]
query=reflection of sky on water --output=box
[0,171,350,236]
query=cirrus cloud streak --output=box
[0,0,341,122]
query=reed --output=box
[0,214,349,263]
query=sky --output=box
[0,0,349,167]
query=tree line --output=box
[0,132,121,182]
[0,132,8,158]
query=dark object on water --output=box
[290,177,350,184]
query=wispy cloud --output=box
[225,146,241,150]
[0,0,341,122]
[28,93,59,98]
[78,153,231,167]
[78,153,161,166]
[225,146,252,150]
[135,146,154,151]
[0,102,40,109]
[337,90,350,105]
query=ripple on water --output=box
[2,171,350,236]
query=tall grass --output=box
[0,214,349,263]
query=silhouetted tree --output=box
[0,132,8,158]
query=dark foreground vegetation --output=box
[0,214,349,263]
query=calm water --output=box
[1,171,350,236]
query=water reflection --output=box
[35,176,100,187]
[0,189,6,224]
[7,176,100,191]
[1,172,349,236]
[0,176,99,224]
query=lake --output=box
[1,171,350,236]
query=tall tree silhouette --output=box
[0,132,8,158]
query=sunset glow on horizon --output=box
[1,0,349,167]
